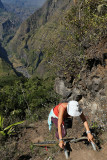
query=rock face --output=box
[54,77,72,98]
[0,43,9,62]
[55,39,107,130]
[8,0,73,73]
[2,19,14,32]
[0,1,21,42]
[55,65,107,129]
[16,66,31,78]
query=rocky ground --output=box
[0,116,107,160]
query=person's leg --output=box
[51,117,67,139]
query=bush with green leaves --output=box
[23,76,60,119]
[0,76,60,122]
[65,0,107,48]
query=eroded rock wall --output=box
[55,40,107,130]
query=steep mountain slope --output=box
[0,2,20,44]
[0,1,106,159]
[0,40,107,160]
[0,43,23,86]
[8,0,107,79]
[8,0,73,74]
[0,4,21,85]
[0,0,5,9]
[6,0,107,128]
[2,0,46,21]
[0,57,15,78]
[0,0,5,39]
[2,0,46,7]
[0,58,17,87]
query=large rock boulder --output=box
[54,77,72,98]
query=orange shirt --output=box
[53,103,68,118]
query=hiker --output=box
[48,100,94,149]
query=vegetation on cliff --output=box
[0,76,59,130]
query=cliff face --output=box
[0,45,17,85]
[54,38,107,129]
[8,0,73,73]
[0,42,23,82]
[0,0,20,43]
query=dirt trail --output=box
[55,144,107,160]
[16,120,107,160]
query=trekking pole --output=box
[64,142,69,159]
[90,141,96,151]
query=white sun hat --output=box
[67,101,82,117]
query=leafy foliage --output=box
[65,0,107,47]
[0,76,60,122]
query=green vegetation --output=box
[0,76,60,123]
[65,0,107,47]
[0,114,24,137]
[0,58,19,87]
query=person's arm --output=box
[80,113,94,142]
[58,107,65,149]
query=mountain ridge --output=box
[2,0,46,21]
[8,0,73,75]
[0,0,5,9]
[8,0,107,79]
